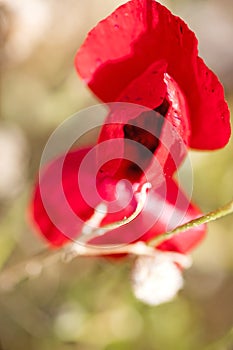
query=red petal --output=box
[141,179,207,253]
[116,60,167,108]
[189,58,231,149]
[29,147,137,247]
[75,0,230,150]
[30,148,95,247]
[90,178,206,254]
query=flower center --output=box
[121,99,169,178]
[123,99,169,155]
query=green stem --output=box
[148,199,233,247]
[1,199,233,291]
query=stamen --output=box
[78,182,151,244]
[81,203,107,236]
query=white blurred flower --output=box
[1,0,51,62]
[131,252,192,306]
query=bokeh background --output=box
[0,0,233,349]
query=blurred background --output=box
[0,0,233,349]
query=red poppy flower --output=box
[29,0,231,260]
[30,146,205,253]
[75,0,230,151]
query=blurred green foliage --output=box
[0,1,233,349]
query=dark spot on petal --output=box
[154,98,170,117]
[180,25,183,34]
[123,107,166,156]
[122,99,170,175]
[128,163,142,173]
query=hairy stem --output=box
[0,242,155,292]
[148,199,233,247]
